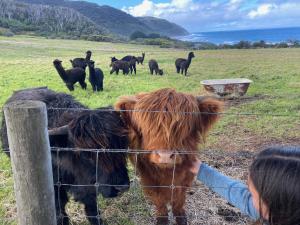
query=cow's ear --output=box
[48,125,69,147]
[114,96,137,126]
[197,96,223,133]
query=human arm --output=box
[192,160,259,220]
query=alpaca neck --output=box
[187,56,193,66]
[142,54,145,61]
[88,66,95,78]
[54,64,68,82]
[86,55,91,61]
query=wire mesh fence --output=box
[0,106,299,225]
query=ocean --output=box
[177,27,300,44]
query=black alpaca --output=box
[87,60,104,92]
[121,55,138,74]
[53,59,87,91]
[110,57,130,75]
[148,59,163,75]
[175,52,195,76]
[137,53,145,65]
[70,50,92,70]
[0,88,130,225]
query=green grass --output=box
[0,35,299,224]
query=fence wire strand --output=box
[1,106,299,224]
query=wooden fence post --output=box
[4,100,56,225]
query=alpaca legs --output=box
[176,66,180,73]
[66,83,74,91]
[150,69,154,75]
[79,80,87,90]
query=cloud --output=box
[248,4,277,19]
[122,0,300,32]
[122,0,198,17]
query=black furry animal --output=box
[121,56,138,74]
[110,59,130,75]
[0,88,130,225]
[137,53,145,65]
[70,50,92,70]
[175,52,195,76]
[53,59,87,91]
[87,60,104,92]
[148,59,163,75]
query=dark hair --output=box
[249,146,300,225]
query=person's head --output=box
[248,146,300,225]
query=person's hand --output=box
[190,158,202,175]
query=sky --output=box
[85,0,300,32]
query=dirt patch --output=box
[223,94,271,108]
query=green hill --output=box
[14,0,189,37]
[137,16,189,37]
[0,0,111,40]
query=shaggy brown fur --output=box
[115,88,223,225]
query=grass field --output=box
[0,35,299,225]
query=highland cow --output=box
[115,88,223,225]
[1,88,130,225]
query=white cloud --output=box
[122,0,198,17]
[248,4,277,19]
[122,0,300,32]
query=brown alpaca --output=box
[115,88,223,225]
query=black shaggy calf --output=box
[148,59,163,75]
[110,59,130,75]
[53,59,87,91]
[87,60,104,92]
[175,52,195,76]
[0,88,130,225]
[121,55,138,74]
[137,52,145,65]
[70,50,92,70]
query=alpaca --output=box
[70,50,92,70]
[53,59,87,91]
[175,52,195,76]
[110,60,130,75]
[115,88,223,225]
[87,60,104,92]
[148,59,163,75]
[137,52,145,65]
[0,88,130,225]
[121,56,138,74]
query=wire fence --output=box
[0,106,299,225]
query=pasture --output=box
[0,35,299,225]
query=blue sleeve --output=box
[197,163,260,220]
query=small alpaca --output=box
[148,59,163,75]
[53,59,87,91]
[110,60,130,75]
[70,50,92,70]
[175,52,195,76]
[121,55,138,74]
[87,60,104,92]
[137,52,145,65]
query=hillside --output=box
[0,0,110,39]
[15,0,189,37]
[138,17,189,37]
